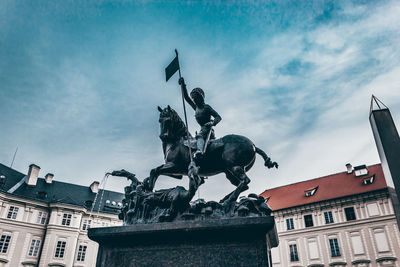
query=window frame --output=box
[76,244,88,262]
[0,234,12,254]
[61,213,72,226]
[54,240,67,258]
[324,211,334,224]
[289,243,299,262]
[28,238,41,257]
[304,214,314,227]
[374,228,390,252]
[36,211,48,224]
[350,231,365,255]
[82,219,92,230]
[286,218,295,230]
[329,238,341,257]
[366,202,380,217]
[307,238,319,260]
[7,206,19,220]
[344,207,356,221]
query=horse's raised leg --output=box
[220,166,250,204]
[147,162,183,190]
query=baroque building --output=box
[0,162,124,267]
[261,163,400,267]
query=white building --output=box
[0,162,124,267]
[261,163,400,267]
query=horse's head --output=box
[157,105,186,142]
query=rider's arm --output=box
[179,77,196,110]
[208,105,222,126]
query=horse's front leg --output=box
[144,165,163,191]
[146,162,181,190]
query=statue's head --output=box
[190,87,205,105]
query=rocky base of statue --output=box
[88,216,278,267]
[109,169,272,225]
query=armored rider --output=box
[179,77,222,161]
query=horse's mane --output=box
[168,108,190,140]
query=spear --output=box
[165,49,193,162]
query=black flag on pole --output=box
[165,51,180,82]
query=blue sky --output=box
[1,1,400,200]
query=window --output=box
[36,211,47,224]
[324,211,334,224]
[329,238,341,257]
[28,238,41,257]
[77,245,87,262]
[0,234,12,254]
[289,244,299,262]
[61,213,72,226]
[286,218,295,230]
[7,206,19,219]
[345,207,356,221]
[82,219,92,230]
[304,214,314,227]
[54,240,66,258]
[374,229,390,252]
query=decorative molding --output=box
[48,263,67,267]
[21,261,38,266]
[329,262,347,266]
[351,259,371,264]
[0,258,9,263]
[376,256,397,262]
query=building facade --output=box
[0,163,124,267]
[261,163,400,267]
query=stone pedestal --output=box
[88,216,278,267]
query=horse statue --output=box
[144,105,278,204]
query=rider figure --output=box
[179,77,222,161]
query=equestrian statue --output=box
[108,50,278,224]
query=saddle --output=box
[183,137,223,152]
[183,137,197,150]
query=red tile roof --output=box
[260,164,387,211]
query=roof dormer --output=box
[362,175,375,185]
[354,165,368,177]
[305,186,318,197]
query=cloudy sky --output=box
[1,0,400,201]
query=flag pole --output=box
[175,49,193,163]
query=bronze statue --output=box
[106,50,278,224]
[144,105,278,205]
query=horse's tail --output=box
[255,146,278,169]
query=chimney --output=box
[90,181,100,193]
[26,164,40,186]
[0,175,6,189]
[346,163,353,174]
[45,173,54,184]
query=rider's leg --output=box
[195,136,204,154]
[194,127,207,160]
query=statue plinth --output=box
[88,216,278,267]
